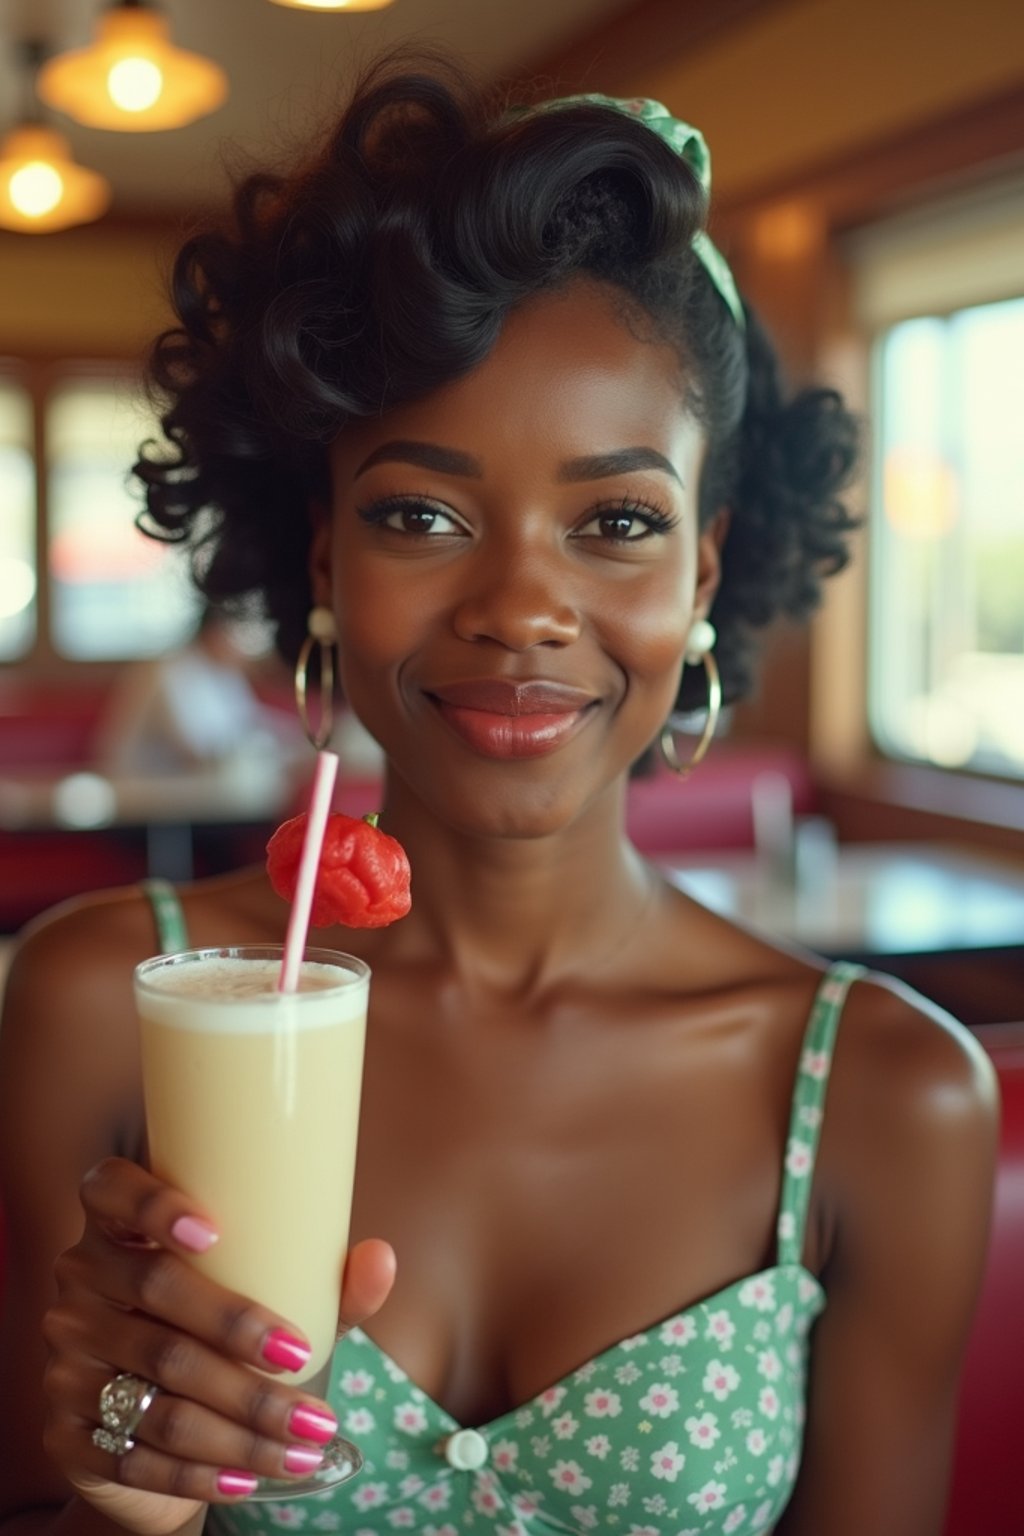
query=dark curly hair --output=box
[135,48,860,713]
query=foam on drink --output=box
[141,957,349,1014]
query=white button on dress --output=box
[443,1428,489,1470]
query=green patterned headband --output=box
[509,93,745,332]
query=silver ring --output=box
[91,1372,159,1457]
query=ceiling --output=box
[2,0,633,214]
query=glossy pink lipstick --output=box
[426,679,598,760]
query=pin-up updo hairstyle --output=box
[135,47,860,711]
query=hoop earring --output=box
[295,606,337,751]
[659,619,722,779]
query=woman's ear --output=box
[308,505,333,610]
[694,506,731,622]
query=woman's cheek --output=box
[334,554,428,660]
[603,577,691,681]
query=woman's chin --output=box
[389,764,620,845]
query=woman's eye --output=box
[358,498,467,537]
[575,503,677,542]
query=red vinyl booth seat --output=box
[943,1024,1024,1536]
[0,1028,1020,1525]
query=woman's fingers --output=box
[46,1157,395,1507]
[58,1237,315,1379]
[337,1237,397,1336]
[56,1379,328,1490]
[46,1300,340,1449]
[67,1160,315,1378]
[80,1157,220,1256]
[64,1409,286,1505]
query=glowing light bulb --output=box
[0,125,109,232]
[9,160,64,219]
[107,56,164,112]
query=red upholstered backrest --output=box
[625,748,816,854]
[944,1025,1024,1536]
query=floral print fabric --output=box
[206,962,863,1536]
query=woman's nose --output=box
[450,546,582,650]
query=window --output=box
[870,298,1024,776]
[0,376,37,661]
[850,177,1024,779]
[46,374,197,660]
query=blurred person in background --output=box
[93,605,301,779]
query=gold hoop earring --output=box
[295,606,337,750]
[659,620,722,779]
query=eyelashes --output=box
[355,494,680,544]
[356,496,468,538]
[577,501,679,541]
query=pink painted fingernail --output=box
[284,1445,325,1474]
[171,1215,219,1253]
[262,1329,312,1371]
[217,1470,259,1496]
[289,1404,338,1444]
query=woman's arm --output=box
[777,977,999,1536]
[0,902,153,1531]
[0,897,394,1536]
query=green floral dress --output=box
[142,886,859,1536]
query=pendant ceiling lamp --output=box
[38,1,228,133]
[0,124,111,235]
[267,2,396,11]
[0,45,111,234]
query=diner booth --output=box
[1,1,1022,1531]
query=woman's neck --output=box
[372,772,659,997]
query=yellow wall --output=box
[3,0,1023,353]
[0,226,175,355]
[638,0,1024,198]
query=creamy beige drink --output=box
[136,949,368,1386]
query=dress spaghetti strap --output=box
[776,961,866,1268]
[139,878,190,957]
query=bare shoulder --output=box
[0,886,161,1170]
[0,868,274,1235]
[4,863,278,1020]
[654,886,998,1154]
[829,969,999,1164]
[774,973,1000,1533]
[4,883,160,1036]
[818,968,999,1296]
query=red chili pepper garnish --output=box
[266,811,411,929]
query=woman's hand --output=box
[41,1157,396,1536]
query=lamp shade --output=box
[38,4,228,132]
[268,1,396,10]
[0,124,111,233]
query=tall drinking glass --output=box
[135,945,370,1499]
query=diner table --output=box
[659,840,1024,960]
[4,764,1023,972]
[0,761,293,883]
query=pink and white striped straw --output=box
[277,750,339,993]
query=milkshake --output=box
[136,947,369,1386]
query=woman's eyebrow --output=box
[354,441,481,479]
[558,448,682,485]
[353,440,682,484]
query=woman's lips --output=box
[426,679,599,759]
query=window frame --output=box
[0,354,194,675]
[850,181,1024,785]
[708,85,1024,855]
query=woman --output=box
[0,53,998,1536]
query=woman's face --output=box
[313,279,723,838]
